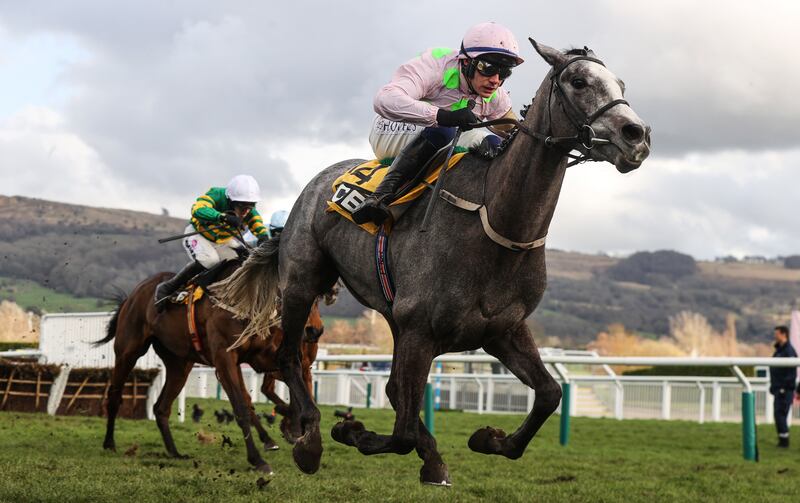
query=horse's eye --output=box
[571,78,587,90]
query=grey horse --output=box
[214,39,650,485]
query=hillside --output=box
[535,250,800,345]
[0,195,187,299]
[0,276,114,314]
[2,195,799,344]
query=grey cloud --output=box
[4,0,797,166]
[549,150,800,258]
[1,0,799,258]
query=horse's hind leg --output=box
[151,350,194,458]
[469,322,562,459]
[103,351,140,451]
[104,334,150,451]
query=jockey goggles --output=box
[474,58,513,80]
[231,200,255,211]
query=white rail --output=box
[315,354,800,367]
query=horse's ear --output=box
[529,38,566,68]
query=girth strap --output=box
[375,227,396,304]
[439,190,546,252]
[186,286,204,353]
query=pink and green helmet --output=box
[458,22,524,66]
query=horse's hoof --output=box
[468,426,507,455]
[422,480,453,487]
[330,420,364,447]
[263,441,280,451]
[420,462,451,487]
[255,462,273,475]
[292,429,323,474]
[103,443,116,452]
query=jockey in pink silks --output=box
[352,22,525,225]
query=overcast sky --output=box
[1,0,798,259]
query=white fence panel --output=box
[39,312,160,369]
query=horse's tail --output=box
[93,292,127,346]
[211,235,281,340]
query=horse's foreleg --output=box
[215,352,273,473]
[381,368,449,485]
[331,333,434,458]
[262,374,291,416]
[152,358,194,459]
[469,322,561,459]
[262,374,297,444]
[414,418,450,486]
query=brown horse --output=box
[95,259,324,474]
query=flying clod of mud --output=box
[196,430,217,445]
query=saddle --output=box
[326,150,468,234]
[166,259,241,363]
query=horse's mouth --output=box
[608,142,649,173]
[615,157,643,173]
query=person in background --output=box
[269,210,289,239]
[770,325,798,448]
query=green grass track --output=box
[1,400,798,502]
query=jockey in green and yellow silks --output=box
[154,174,268,306]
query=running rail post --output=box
[731,365,757,461]
[554,363,571,446]
[424,382,435,436]
[366,382,372,409]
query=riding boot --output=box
[351,135,440,225]
[154,261,205,306]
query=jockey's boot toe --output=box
[352,196,390,225]
[153,261,205,306]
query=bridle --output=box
[434,51,632,252]
[546,55,628,156]
[477,52,630,166]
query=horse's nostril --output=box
[621,123,645,144]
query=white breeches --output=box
[368,114,490,160]
[182,225,243,269]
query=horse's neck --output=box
[484,86,567,245]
